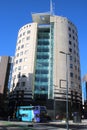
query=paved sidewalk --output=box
[0,119,87,130]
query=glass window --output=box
[78,76,80,80]
[18,66,21,70]
[19,40,21,43]
[38,41,49,45]
[17,53,19,57]
[20,51,23,56]
[16,60,18,64]
[70,64,73,69]
[37,62,49,67]
[21,45,24,48]
[70,56,72,60]
[35,69,48,74]
[68,27,71,31]
[70,72,73,77]
[37,55,49,59]
[35,77,48,82]
[23,32,25,35]
[19,59,22,62]
[26,36,30,40]
[69,48,72,52]
[27,30,30,34]
[73,36,75,40]
[69,41,72,45]
[20,34,22,37]
[69,34,71,38]
[74,57,76,62]
[37,48,49,52]
[18,46,20,50]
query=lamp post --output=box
[60,51,70,130]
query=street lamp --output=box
[60,51,70,130]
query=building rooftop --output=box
[32,13,51,24]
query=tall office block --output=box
[0,56,13,94]
[83,74,87,101]
[10,12,82,119]
[0,56,13,118]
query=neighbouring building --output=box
[0,56,13,118]
[83,74,87,101]
[82,74,87,119]
[9,12,82,119]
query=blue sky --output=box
[0,0,87,97]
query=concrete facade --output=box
[10,23,38,105]
[51,15,81,102]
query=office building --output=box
[10,12,82,119]
[0,56,13,118]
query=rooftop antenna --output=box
[50,0,55,15]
